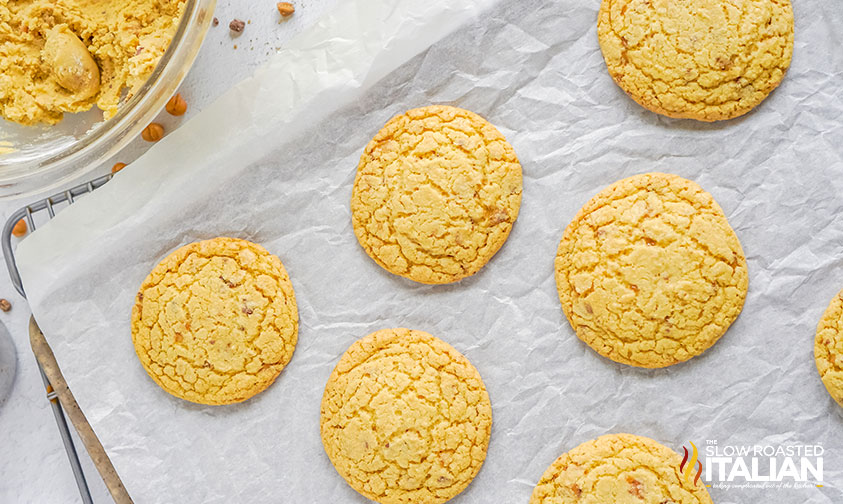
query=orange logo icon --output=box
[680,441,703,486]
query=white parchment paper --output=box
[16,0,843,502]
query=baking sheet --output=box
[15,0,843,502]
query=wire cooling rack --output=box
[2,172,114,504]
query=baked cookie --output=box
[597,0,794,121]
[351,105,522,284]
[131,237,298,405]
[531,433,713,504]
[320,328,492,504]
[815,290,843,407]
[555,173,748,368]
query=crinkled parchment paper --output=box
[15,0,843,502]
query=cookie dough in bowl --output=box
[320,328,492,504]
[555,173,748,368]
[0,0,187,125]
[597,0,794,121]
[131,238,299,406]
[351,105,522,285]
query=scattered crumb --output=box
[0,299,10,312]
[229,19,245,33]
[213,17,219,27]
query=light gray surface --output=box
[0,1,338,502]
[7,0,843,503]
[0,322,15,407]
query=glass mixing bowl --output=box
[0,0,216,200]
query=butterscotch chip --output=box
[277,2,295,17]
[531,434,713,503]
[11,219,27,237]
[555,173,748,368]
[165,93,187,116]
[351,105,522,284]
[815,290,843,407]
[320,328,492,504]
[141,123,164,142]
[597,0,794,121]
[131,237,298,405]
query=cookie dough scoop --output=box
[43,26,101,100]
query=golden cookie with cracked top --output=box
[815,289,843,407]
[351,105,522,284]
[598,0,794,121]
[531,433,713,504]
[555,173,748,368]
[320,328,492,504]
[131,237,298,405]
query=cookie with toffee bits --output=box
[320,328,492,504]
[531,433,714,504]
[815,289,843,407]
[351,105,522,284]
[131,237,298,405]
[555,173,748,368]
[597,0,794,121]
